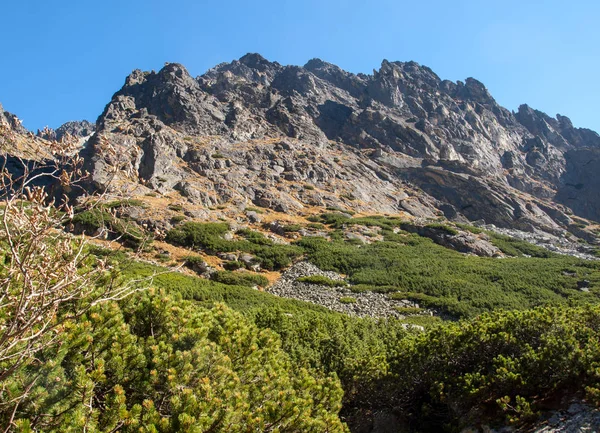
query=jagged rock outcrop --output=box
[37,120,95,141]
[516,104,600,151]
[63,53,600,234]
[0,103,28,135]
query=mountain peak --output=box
[238,53,277,70]
[157,62,193,82]
[303,58,328,70]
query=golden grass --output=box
[152,241,223,268]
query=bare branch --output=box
[0,125,149,427]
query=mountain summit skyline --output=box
[2,0,599,133]
[6,53,600,134]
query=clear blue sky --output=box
[1,0,599,132]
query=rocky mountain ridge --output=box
[3,54,600,239]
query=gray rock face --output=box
[37,120,95,141]
[516,104,600,151]
[531,403,600,433]
[555,147,600,222]
[78,54,600,231]
[401,223,502,257]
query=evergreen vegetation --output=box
[6,235,600,430]
[3,290,346,431]
[486,232,556,258]
[211,270,270,287]
[380,305,600,429]
[7,199,600,431]
[339,296,357,304]
[118,260,331,314]
[163,220,600,319]
[296,233,600,317]
[424,222,459,235]
[72,208,148,248]
[165,222,302,270]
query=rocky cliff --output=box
[8,54,600,237]
[37,120,95,142]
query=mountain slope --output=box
[3,56,600,433]
[78,54,600,240]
